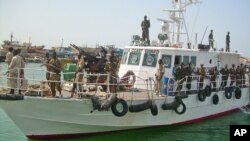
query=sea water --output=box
[0,62,250,141]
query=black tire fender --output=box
[111,98,128,117]
[225,87,232,99]
[204,85,212,97]
[235,87,242,99]
[150,102,158,116]
[174,102,186,115]
[212,94,219,105]
[198,89,206,102]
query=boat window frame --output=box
[161,54,172,68]
[121,49,129,64]
[191,56,197,67]
[174,55,182,66]
[142,50,159,67]
[183,56,189,65]
[127,49,143,66]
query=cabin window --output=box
[174,55,182,65]
[142,50,159,67]
[161,55,172,68]
[121,50,129,64]
[127,49,142,65]
[183,56,189,65]
[191,56,196,67]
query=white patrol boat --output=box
[0,0,249,140]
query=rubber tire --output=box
[212,94,219,105]
[225,87,232,99]
[111,98,128,117]
[150,102,158,116]
[235,87,242,99]
[204,85,212,97]
[174,103,186,115]
[198,90,206,102]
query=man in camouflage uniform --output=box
[185,63,193,91]
[236,65,241,86]
[220,64,229,89]
[176,63,185,92]
[197,64,206,89]
[209,66,219,91]
[230,64,236,86]
[48,52,62,97]
[239,63,246,87]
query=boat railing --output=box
[165,73,249,96]
[0,67,249,98]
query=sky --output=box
[0,0,250,57]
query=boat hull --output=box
[0,88,249,139]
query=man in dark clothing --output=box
[209,30,214,49]
[141,15,151,46]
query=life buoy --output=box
[121,71,136,88]
[225,87,233,99]
[174,102,186,115]
[204,85,212,97]
[198,90,206,102]
[111,98,128,117]
[150,102,158,116]
[212,94,219,105]
[235,87,242,99]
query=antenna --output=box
[200,26,208,44]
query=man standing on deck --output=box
[141,15,151,46]
[8,49,25,94]
[198,64,206,89]
[209,30,214,49]
[226,32,230,52]
[230,64,236,86]
[155,59,164,96]
[48,51,62,97]
[5,47,14,93]
[220,64,229,90]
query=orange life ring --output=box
[121,71,136,88]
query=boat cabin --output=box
[118,46,240,90]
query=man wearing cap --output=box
[226,32,230,52]
[220,64,229,89]
[141,15,151,46]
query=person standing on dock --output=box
[209,30,214,49]
[226,32,230,52]
[48,51,62,97]
[141,15,151,46]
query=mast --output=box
[159,0,199,48]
